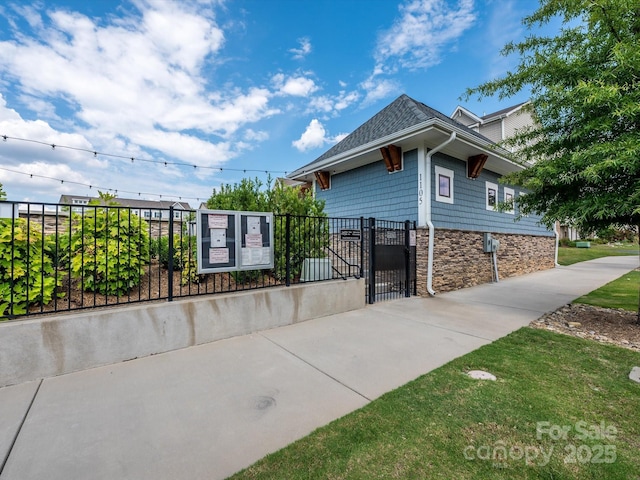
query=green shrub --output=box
[559,238,576,248]
[273,215,328,280]
[231,269,263,283]
[150,236,182,269]
[176,235,201,285]
[67,205,150,296]
[0,219,61,317]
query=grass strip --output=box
[231,328,640,480]
[574,271,640,312]
[558,244,638,266]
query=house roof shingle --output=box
[480,101,528,121]
[296,94,495,173]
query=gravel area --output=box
[530,303,640,352]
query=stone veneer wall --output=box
[416,228,556,295]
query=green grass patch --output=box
[558,243,638,266]
[231,328,640,480]
[574,271,640,312]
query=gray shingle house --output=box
[288,94,556,294]
[58,195,193,236]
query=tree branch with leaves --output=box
[465,0,640,233]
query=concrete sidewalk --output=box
[1,256,637,480]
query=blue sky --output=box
[0,0,544,205]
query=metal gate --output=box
[363,218,416,303]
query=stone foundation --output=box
[416,228,555,295]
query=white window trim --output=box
[486,181,499,211]
[434,165,454,204]
[504,187,515,214]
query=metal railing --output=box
[0,201,370,320]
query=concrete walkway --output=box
[0,256,637,480]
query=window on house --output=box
[143,211,151,218]
[504,187,515,214]
[486,182,498,210]
[153,211,162,219]
[434,166,454,204]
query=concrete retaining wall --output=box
[0,278,365,387]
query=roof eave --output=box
[288,118,523,180]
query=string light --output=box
[0,134,298,202]
[0,165,207,202]
[0,134,289,175]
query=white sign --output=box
[208,214,228,229]
[409,230,416,247]
[210,228,226,247]
[245,233,263,248]
[209,248,229,264]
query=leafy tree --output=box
[465,0,640,234]
[0,183,6,200]
[207,177,270,212]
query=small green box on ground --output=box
[576,241,591,248]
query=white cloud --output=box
[374,0,476,72]
[292,119,346,152]
[360,76,400,105]
[308,90,361,115]
[289,37,312,60]
[243,129,269,142]
[332,132,348,143]
[0,0,279,167]
[357,0,476,104]
[272,73,319,97]
[484,0,525,78]
[0,94,215,202]
[334,91,360,111]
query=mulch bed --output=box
[530,303,640,351]
[26,261,284,316]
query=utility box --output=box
[483,233,500,253]
[300,258,333,282]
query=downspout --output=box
[426,131,457,295]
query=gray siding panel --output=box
[316,149,552,237]
[317,149,418,222]
[432,153,553,236]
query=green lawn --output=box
[558,243,638,266]
[574,271,640,312]
[231,328,640,479]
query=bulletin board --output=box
[196,209,274,274]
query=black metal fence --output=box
[0,201,414,320]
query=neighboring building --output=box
[59,195,191,219]
[451,101,533,151]
[287,94,556,295]
[453,102,579,241]
[58,195,193,236]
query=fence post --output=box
[404,220,411,298]
[285,213,291,287]
[368,217,376,304]
[359,216,364,279]
[168,206,174,302]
